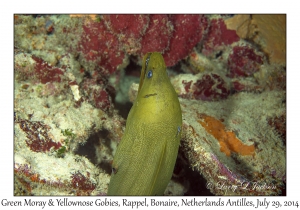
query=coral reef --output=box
[129,79,286,195]
[225,14,286,66]
[78,19,126,75]
[198,114,255,156]
[14,47,124,195]
[178,73,230,101]
[14,14,286,196]
[202,18,239,57]
[227,46,264,78]
[177,89,285,195]
[76,14,208,73]
[139,14,172,55]
[162,15,208,66]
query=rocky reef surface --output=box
[14,14,286,195]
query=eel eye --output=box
[147,70,153,78]
[112,167,117,174]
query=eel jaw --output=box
[143,93,157,98]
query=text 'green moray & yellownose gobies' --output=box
[107,52,182,195]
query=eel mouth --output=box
[143,93,157,98]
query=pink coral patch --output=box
[228,46,263,77]
[71,172,96,192]
[202,18,240,56]
[79,21,125,75]
[81,76,113,112]
[179,74,230,101]
[18,119,62,152]
[163,15,208,66]
[140,14,172,55]
[192,73,230,101]
[104,15,149,40]
[32,56,64,84]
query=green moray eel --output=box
[107,52,182,195]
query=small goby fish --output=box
[107,52,182,195]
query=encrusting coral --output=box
[13,14,286,196]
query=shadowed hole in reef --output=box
[171,154,213,196]
[74,129,113,174]
[113,57,140,119]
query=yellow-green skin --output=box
[107,52,182,195]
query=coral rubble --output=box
[14,14,286,196]
[178,90,285,195]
